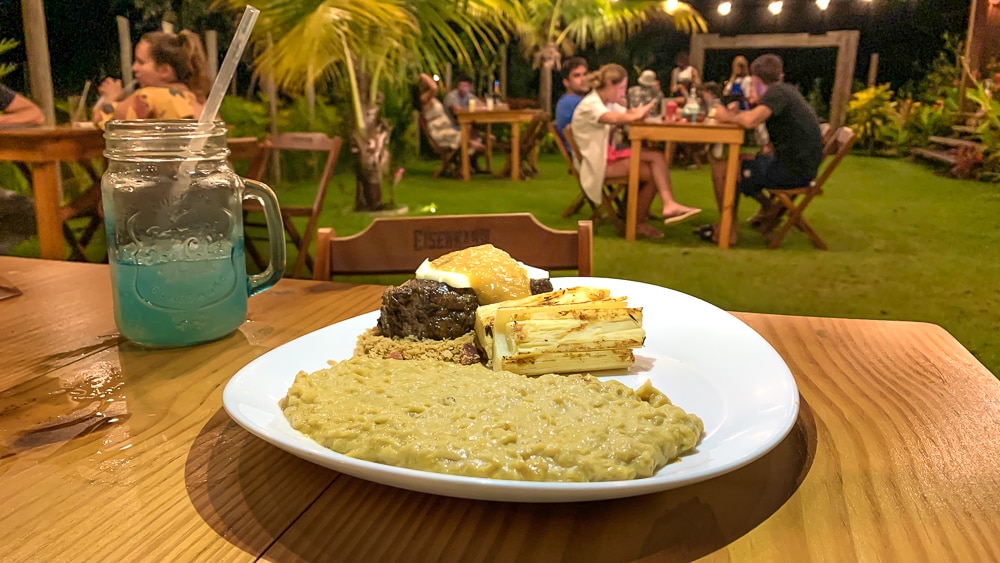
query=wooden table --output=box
[0,126,105,259]
[456,108,541,182]
[627,121,744,247]
[2,256,999,561]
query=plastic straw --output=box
[199,5,259,129]
[173,5,259,193]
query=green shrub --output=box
[219,95,271,139]
[846,84,898,155]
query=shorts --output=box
[739,154,814,197]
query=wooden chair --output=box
[495,112,550,180]
[227,136,266,180]
[551,122,589,219]
[418,115,461,179]
[312,213,592,281]
[562,124,626,233]
[763,126,857,250]
[243,132,343,278]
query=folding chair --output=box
[243,132,343,278]
[562,124,626,233]
[418,115,461,179]
[56,160,105,262]
[227,137,266,180]
[495,112,550,180]
[313,212,592,281]
[551,122,590,219]
[763,126,856,250]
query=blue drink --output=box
[110,240,249,347]
[102,120,286,348]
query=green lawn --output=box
[29,152,1000,376]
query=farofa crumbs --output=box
[354,327,482,365]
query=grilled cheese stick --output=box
[489,301,645,376]
[475,286,645,375]
[475,287,612,356]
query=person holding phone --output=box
[571,64,700,238]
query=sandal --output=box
[662,208,702,226]
[695,225,715,243]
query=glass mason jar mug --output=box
[102,120,285,347]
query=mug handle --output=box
[242,179,286,296]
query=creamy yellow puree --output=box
[431,244,530,305]
[281,357,703,482]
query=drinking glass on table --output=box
[101,120,285,347]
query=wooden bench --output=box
[910,147,957,165]
[927,136,984,151]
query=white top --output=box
[570,90,611,204]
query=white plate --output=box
[223,277,799,503]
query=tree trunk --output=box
[353,81,392,212]
[539,63,553,114]
[536,43,561,115]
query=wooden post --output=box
[829,31,859,129]
[116,16,133,85]
[205,30,219,83]
[867,53,879,86]
[265,33,281,183]
[21,0,55,124]
[445,63,453,92]
[500,44,508,98]
[306,65,316,126]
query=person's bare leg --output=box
[604,160,663,238]
[637,148,698,218]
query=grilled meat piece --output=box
[530,278,553,295]
[377,279,479,340]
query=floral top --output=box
[94,86,200,129]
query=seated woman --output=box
[571,64,700,238]
[93,30,209,127]
[64,30,210,222]
[413,73,485,155]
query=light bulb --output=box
[664,0,679,13]
[768,0,783,14]
[816,0,829,9]
[433,74,440,82]
[718,1,732,15]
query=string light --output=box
[816,0,829,8]
[718,1,732,15]
[432,74,440,82]
[664,0,679,13]
[767,0,783,14]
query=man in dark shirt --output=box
[703,54,823,245]
[0,83,45,126]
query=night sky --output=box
[0,0,975,103]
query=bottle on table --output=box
[682,87,700,123]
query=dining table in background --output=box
[456,108,541,183]
[627,121,744,247]
[2,255,998,561]
[0,126,105,259]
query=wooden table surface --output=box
[2,256,998,562]
[627,121,744,247]
[0,127,105,260]
[456,109,541,183]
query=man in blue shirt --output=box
[554,57,589,153]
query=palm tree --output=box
[231,0,520,211]
[517,0,707,114]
